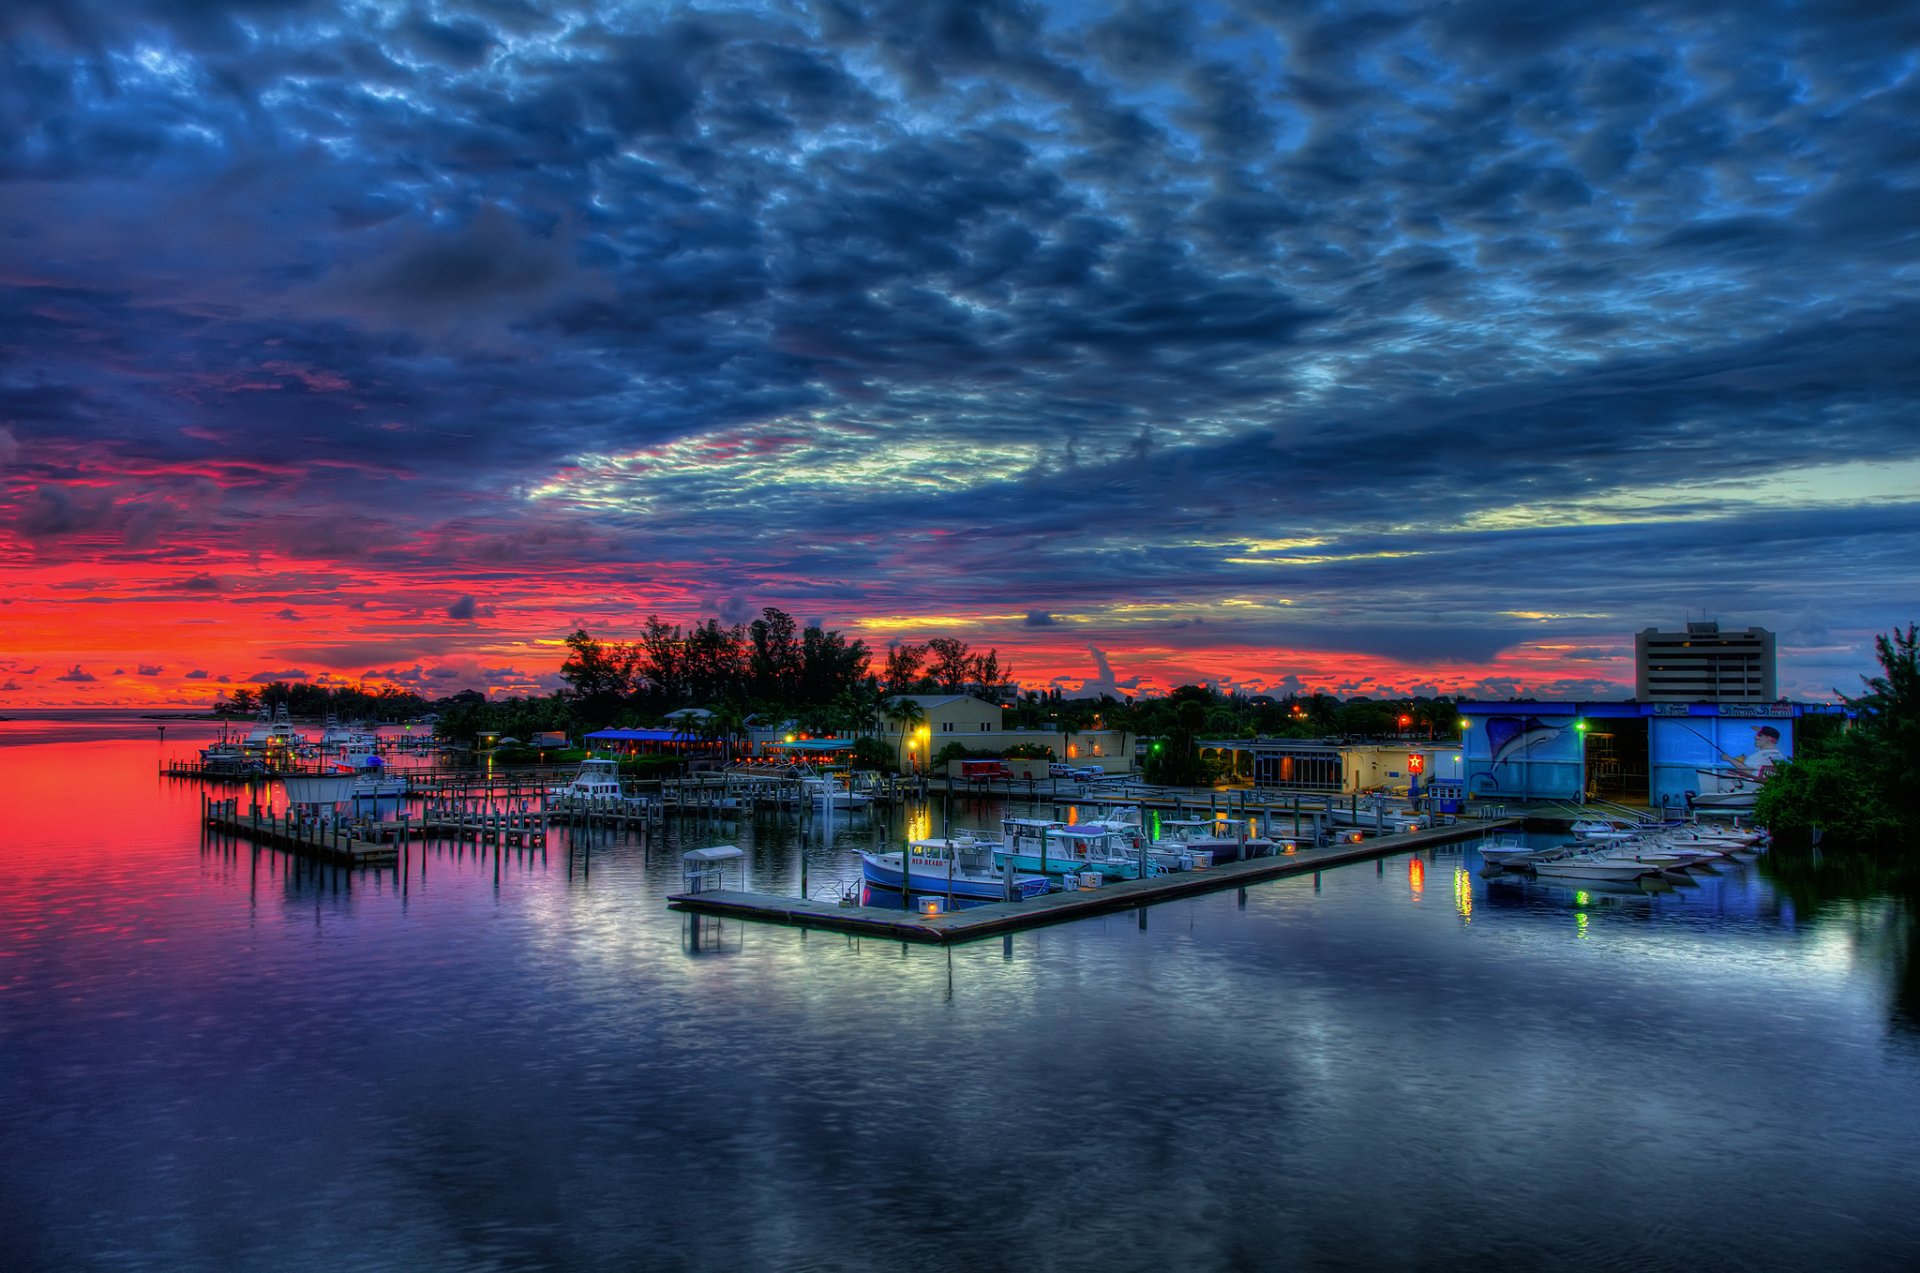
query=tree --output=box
[559,629,640,722]
[748,608,803,702]
[926,637,974,694]
[883,695,927,771]
[1756,623,1920,853]
[881,642,927,693]
[1844,623,1920,832]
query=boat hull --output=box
[859,852,1050,901]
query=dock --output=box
[668,817,1519,944]
[204,795,402,864]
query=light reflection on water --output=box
[2,720,1920,1270]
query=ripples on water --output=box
[3,717,1920,1271]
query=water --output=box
[5,716,1920,1270]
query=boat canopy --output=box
[682,846,746,863]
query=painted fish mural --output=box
[1468,715,1569,795]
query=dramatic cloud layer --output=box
[2,0,1914,704]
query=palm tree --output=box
[882,695,927,772]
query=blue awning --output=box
[585,728,693,742]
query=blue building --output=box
[1457,700,1846,811]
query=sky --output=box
[1,0,1916,709]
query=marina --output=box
[6,715,1920,1273]
[671,818,1518,943]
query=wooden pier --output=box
[668,817,1519,944]
[203,795,402,864]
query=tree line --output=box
[210,604,1463,775]
[1757,624,1920,856]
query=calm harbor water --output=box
[4,714,1920,1271]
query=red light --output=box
[1407,754,1425,774]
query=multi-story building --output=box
[1634,621,1776,702]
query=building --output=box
[1457,699,1845,810]
[1635,621,1777,702]
[1200,738,1465,796]
[873,694,1133,774]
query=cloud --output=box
[185,669,209,679]
[56,665,97,682]
[249,668,311,682]
[0,0,1911,701]
[137,664,163,675]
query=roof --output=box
[763,738,855,752]
[585,728,692,742]
[682,846,745,862]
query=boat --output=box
[318,714,378,754]
[333,748,408,798]
[241,704,305,758]
[1326,794,1431,834]
[550,758,626,804]
[1150,816,1271,864]
[1569,818,1646,841]
[800,772,872,809]
[996,819,1147,881]
[1529,849,1667,882]
[860,836,1052,905]
[1476,835,1555,871]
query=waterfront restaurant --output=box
[582,727,726,763]
[757,737,859,767]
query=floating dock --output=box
[668,818,1519,944]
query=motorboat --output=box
[550,758,625,803]
[318,714,378,754]
[1477,835,1556,871]
[800,772,872,809]
[1151,816,1270,864]
[861,836,1052,904]
[1529,849,1667,882]
[333,748,408,798]
[1326,794,1431,834]
[996,819,1147,880]
[241,704,305,757]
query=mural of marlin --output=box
[1470,715,1569,792]
[1486,716,1567,767]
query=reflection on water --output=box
[4,719,1920,1271]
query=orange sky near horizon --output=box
[0,548,1634,708]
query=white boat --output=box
[1530,850,1665,882]
[996,819,1146,880]
[1151,816,1270,864]
[1327,794,1431,834]
[1477,835,1553,870]
[1569,818,1648,841]
[550,758,625,803]
[318,714,378,753]
[333,749,408,798]
[861,835,1052,904]
[800,773,872,809]
[242,704,305,756]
